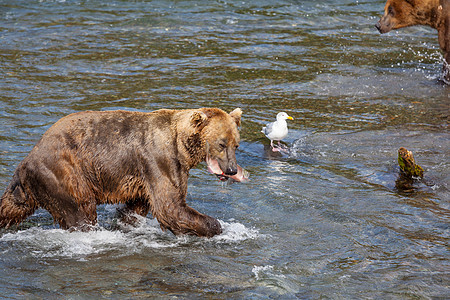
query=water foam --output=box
[252,265,275,280]
[0,218,260,260]
[215,220,260,242]
[0,227,130,259]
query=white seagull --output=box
[261,112,293,152]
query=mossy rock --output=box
[398,147,424,178]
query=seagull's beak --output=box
[287,116,293,120]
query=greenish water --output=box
[0,0,448,298]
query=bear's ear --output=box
[229,108,242,127]
[190,111,208,129]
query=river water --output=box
[0,0,449,298]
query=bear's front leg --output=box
[157,205,222,238]
[150,178,222,237]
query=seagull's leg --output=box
[271,140,280,152]
[277,141,289,153]
[271,140,278,149]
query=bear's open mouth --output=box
[206,156,248,182]
[215,173,229,182]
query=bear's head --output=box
[203,108,241,179]
[376,0,442,33]
[181,107,246,182]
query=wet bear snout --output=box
[224,166,238,176]
[375,21,382,32]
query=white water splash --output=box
[252,265,299,294]
[1,227,130,259]
[0,218,260,260]
[252,265,275,280]
[215,220,261,242]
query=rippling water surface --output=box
[0,0,449,298]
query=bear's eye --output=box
[388,5,395,15]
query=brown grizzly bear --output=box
[376,0,450,83]
[0,108,247,237]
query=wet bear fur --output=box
[376,0,450,83]
[0,108,242,237]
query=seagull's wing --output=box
[262,121,275,136]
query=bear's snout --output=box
[375,21,382,33]
[224,166,238,176]
[375,13,394,34]
[219,158,238,176]
[375,19,391,34]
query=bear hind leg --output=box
[49,198,98,231]
[116,198,150,227]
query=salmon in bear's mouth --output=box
[206,156,249,182]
